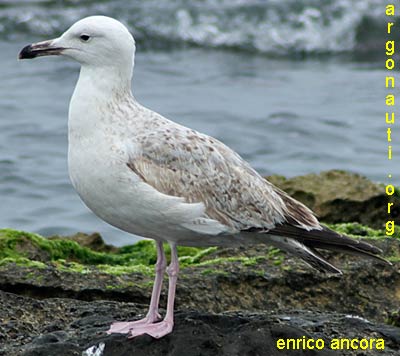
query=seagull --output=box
[19,16,389,339]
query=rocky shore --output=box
[0,170,399,355]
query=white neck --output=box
[68,64,135,137]
[77,64,133,99]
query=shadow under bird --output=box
[19,16,390,339]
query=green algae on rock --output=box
[327,222,400,239]
[0,228,118,265]
[0,229,219,274]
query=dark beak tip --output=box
[18,42,64,60]
[19,44,35,60]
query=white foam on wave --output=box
[0,0,390,54]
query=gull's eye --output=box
[79,34,91,42]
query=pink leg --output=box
[107,240,167,334]
[128,242,179,339]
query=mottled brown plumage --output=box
[127,123,318,232]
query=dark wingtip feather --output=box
[267,222,391,267]
[306,252,343,275]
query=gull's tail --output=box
[266,222,391,274]
[259,188,391,274]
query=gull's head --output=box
[19,16,135,70]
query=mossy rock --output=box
[0,229,218,273]
[49,232,118,253]
[388,309,400,327]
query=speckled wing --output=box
[127,121,320,232]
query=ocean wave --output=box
[0,0,388,55]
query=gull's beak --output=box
[19,39,65,60]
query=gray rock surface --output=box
[0,290,399,356]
